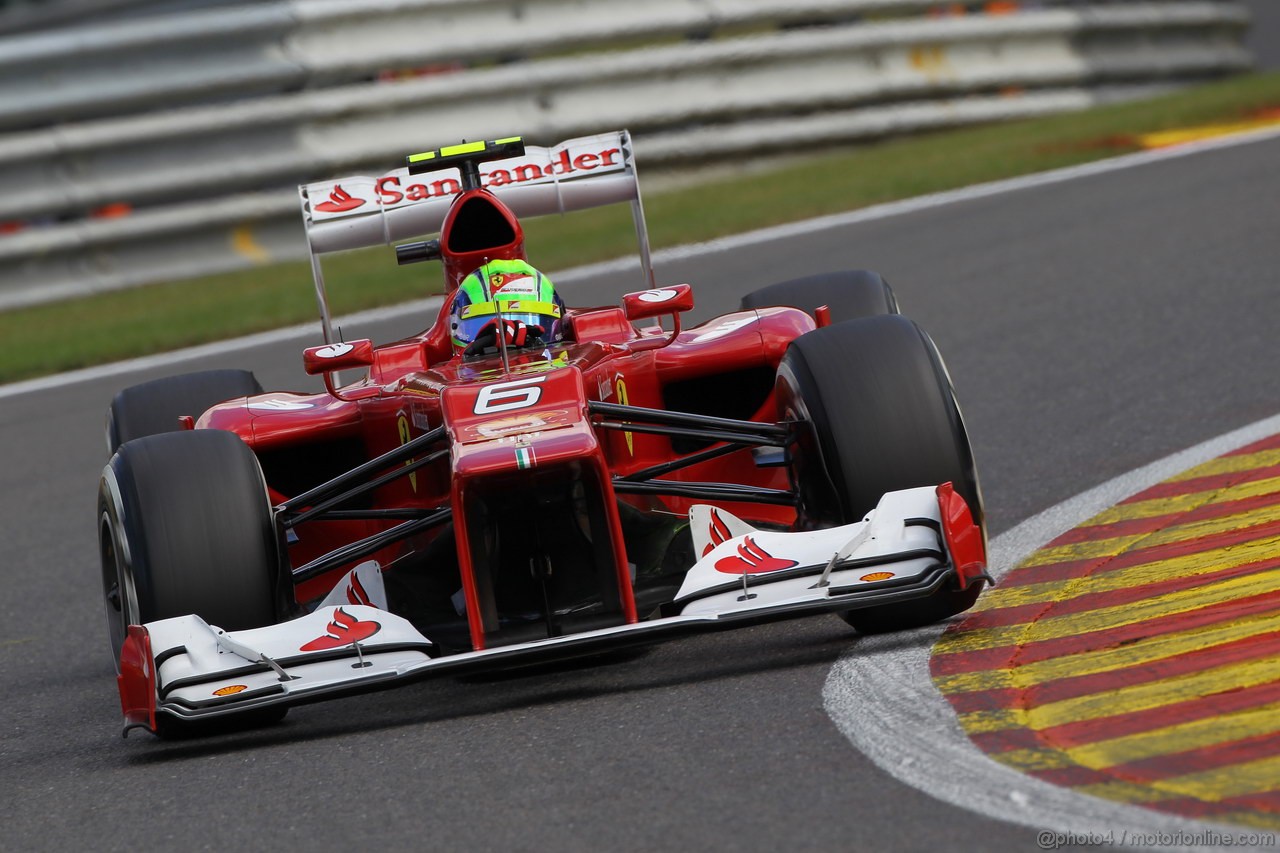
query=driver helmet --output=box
[451,259,565,355]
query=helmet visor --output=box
[453,299,562,345]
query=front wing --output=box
[117,485,987,735]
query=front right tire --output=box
[776,314,984,633]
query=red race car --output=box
[98,131,988,737]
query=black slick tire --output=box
[105,369,262,454]
[99,430,279,670]
[776,314,983,633]
[740,270,899,322]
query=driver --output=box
[450,259,566,357]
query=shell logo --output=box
[860,571,895,582]
[213,685,249,697]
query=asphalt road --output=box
[2,133,1278,851]
[1246,0,1280,69]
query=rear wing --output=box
[298,130,654,343]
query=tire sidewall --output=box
[775,357,843,528]
[98,463,142,672]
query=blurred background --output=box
[0,0,1274,373]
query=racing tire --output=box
[99,430,279,673]
[776,314,983,633]
[740,270,899,323]
[105,369,263,455]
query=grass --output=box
[3,71,1279,384]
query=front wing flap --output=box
[678,486,953,615]
[118,485,985,735]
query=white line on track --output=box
[4,123,1279,404]
[823,411,1280,851]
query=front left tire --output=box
[99,430,279,670]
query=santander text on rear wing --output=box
[301,132,641,251]
[297,130,653,343]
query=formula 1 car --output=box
[98,131,989,737]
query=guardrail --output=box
[0,0,1253,309]
[0,0,983,130]
[0,0,160,36]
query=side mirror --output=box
[303,339,374,376]
[622,284,694,322]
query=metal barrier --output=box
[0,0,1253,309]
[0,0,975,130]
[0,0,159,36]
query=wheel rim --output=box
[100,510,138,672]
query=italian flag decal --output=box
[515,446,535,470]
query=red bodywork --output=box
[197,187,816,651]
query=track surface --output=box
[1245,0,1280,70]
[2,133,1278,850]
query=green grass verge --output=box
[3,71,1279,384]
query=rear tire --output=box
[740,270,898,322]
[776,315,983,633]
[99,430,279,670]
[105,369,262,454]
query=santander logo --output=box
[703,508,732,557]
[714,536,798,575]
[345,574,375,607]
[315,184,366,213]
[300,608,381,651]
